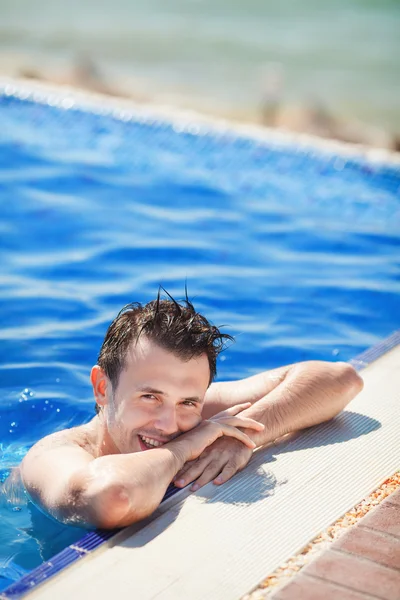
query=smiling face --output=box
[91,336,210,455]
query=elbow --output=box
[336,362,364,395]
[71,468,133,529]
[330,362,364,411]
[89,483,132,529]
[296,360,364,416]
[70,457,164,529]
[83,481,152,529]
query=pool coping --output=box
[1,76,400,167]
[1,329,399,600]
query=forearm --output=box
[80,445,186,528]
[203,365,292,419]
[235,362,364,448]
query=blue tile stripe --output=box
[0,548,86,599]
[0,485,181,599]
[2,331,399,598]
[70,528,121,553]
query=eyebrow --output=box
[137,386,203,403]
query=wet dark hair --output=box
[95,289,233,414]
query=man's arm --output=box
[232,361,363,447]
[174,361,363,490]
[204,361,363,442]
[21,412,261,529]
[21,436,184,529]
[203,365,293,419]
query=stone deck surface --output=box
[272,489,400,600]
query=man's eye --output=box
[142,394,156,400]
[182,400,196,407]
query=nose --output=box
[153,406,179,436]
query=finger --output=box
[220,424,256,449]
[213,463,238,485]
[191,460,228,491]
[219,415,265,432]
[173,459,198,482]
[219,402,252,417]
[174,456,214,488]
[214,450,252,486]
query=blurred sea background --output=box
[1,0,399,148]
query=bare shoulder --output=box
[27,420,98,458]
[20,420,99,520]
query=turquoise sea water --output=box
[0,0,399,130]
[0,89,399,591]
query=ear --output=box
[91,365,109,410]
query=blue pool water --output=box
[0,87,399,591]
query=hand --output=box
[208,402,265,434]
[166,402,263,466]
[173,434,254,491]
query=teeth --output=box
[140,435,164,448]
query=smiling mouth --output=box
[138,435,167,450]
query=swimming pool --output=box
[0,82,399,594]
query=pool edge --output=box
[1,76,399,167]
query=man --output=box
[21,293,363,530]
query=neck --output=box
[92,413,121,457]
